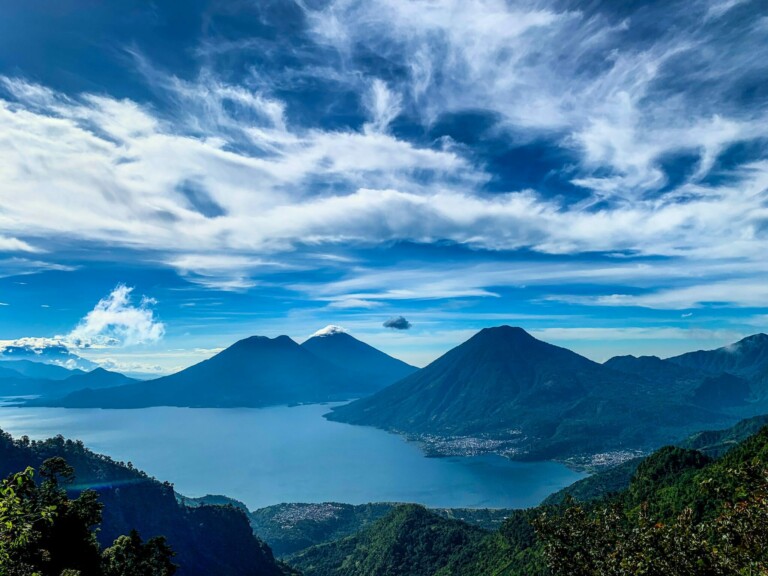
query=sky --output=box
[0,0,766,374]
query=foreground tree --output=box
[102,530,176,576]
[0,459,175,576]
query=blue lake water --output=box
[0,403,584,510]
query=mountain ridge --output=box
[327,326,747,460]
[46,334,359,408]
[39,329,419,409]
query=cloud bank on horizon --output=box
[0,0,766,367]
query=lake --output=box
[0,403,584,510]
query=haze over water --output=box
[0,403,583,510]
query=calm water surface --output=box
[0,403,584,510]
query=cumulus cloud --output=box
[383,316,412,330]
[66,285,165,348]
[0,337,99,370]
[0,336,69,350]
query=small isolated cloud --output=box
[327,298,381,309]
[66,285,165,348]
[383,316,412,330]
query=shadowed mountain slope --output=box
[328,326,736,459]
[47,335,361,408]
[301,327,417,393]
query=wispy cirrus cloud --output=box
[0,236,42,253]
[0,258,75,279]
[0,0,765,319]
[291,256,768,310]
[302,0,768,198]
[561,280,768,310]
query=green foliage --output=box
[680,414,768,458]
[542,457,643,505]
[0,466,55,574]
[535,428,768,575]
[243,501,514,558]
[289,504,487,576]
[248,502,397,557]
[626,446,712,511]
[0,428,292,576]
[437,509,549,576]
[102,530,176,576]
[0,460,175,576]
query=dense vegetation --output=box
[0,429,293,576]
[541,457,644,505]
[1,458,175,576]
[248,502,397,557]
[536,432,768,574]
[545,413,768,506]
[184,497,513,558]
[680,414,768,457]
[288,505,487,576]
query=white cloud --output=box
[0,258,75,279]
[530,326,740,341]
[326,298,382,309]
[582,280,768,310]
[743,315,768,328]
[0,75,476,287]
[0,0,766,299]
[0,336,68,349]
[364,79,402,133]
[303,0,768,199]
[310,325,348,337]
[292,256,768,308]
[705,0,750,20]
[92,358,170,376]
[66,285,165,348]
[167,254,295,291]
[0,236,41,253]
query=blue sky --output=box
[0,0,766,374]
